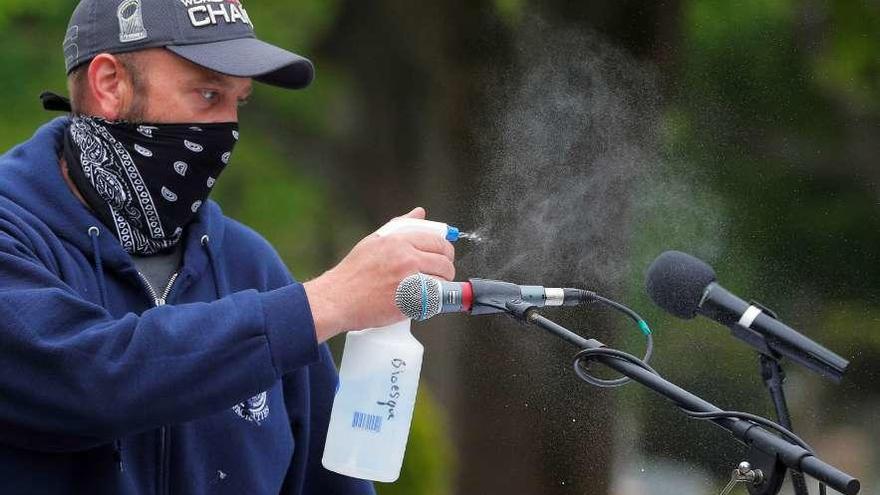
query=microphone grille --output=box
[395,273,442,321]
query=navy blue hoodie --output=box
[0,117,376,495]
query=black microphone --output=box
[395,273,595,321]
[645,251,849,382]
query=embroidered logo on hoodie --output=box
[232,391,269,424]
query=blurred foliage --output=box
[210,131,332,277]
[676,0,880,301]
[814,0,880,111]
[380,387,455,495]
[493,0,526,27]
[0,1,70,152]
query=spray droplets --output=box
[458,231,485,243]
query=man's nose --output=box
[215,102,238,123]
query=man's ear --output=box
[86,53,135,120]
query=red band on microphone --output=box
[461,281,473,312]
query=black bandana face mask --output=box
[63,116,239,255]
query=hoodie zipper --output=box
[136,271,179,495]
[138,271,179,307]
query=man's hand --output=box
[304,207,456,343]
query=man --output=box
[0,0,455,493]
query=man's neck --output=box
[58,155,91,210]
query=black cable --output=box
[570,292,654,387]
[679,409,814,453]
[592,294,644,326]
[574,342,654,387]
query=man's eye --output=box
[200,90,220,102]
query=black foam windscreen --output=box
[645,251,717,319]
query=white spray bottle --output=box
[322,218,461,482]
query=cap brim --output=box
[166,38,314,90]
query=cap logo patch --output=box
[117,0,148,43]
[180,0,253,28]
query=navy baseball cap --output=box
[61,0,314,90]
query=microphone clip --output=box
[749,300,780,320]
[729,300,782,360]
[504,299,539,322]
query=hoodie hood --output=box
[0,117,225,281]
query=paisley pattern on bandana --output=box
[64,116,238,255]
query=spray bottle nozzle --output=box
[444,226,484,243]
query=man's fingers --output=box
[399,232,455,262]
[415,253,456,281]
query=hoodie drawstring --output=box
[88,226,109,308]
[88,226,124,473]
[201,235,228,299]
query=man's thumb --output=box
[401,207,426,220]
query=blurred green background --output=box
[2,1,878,494]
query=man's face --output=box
[121,48,252,124]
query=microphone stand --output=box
[502,300,860,495]
[727,300,810,495]
[742,300,810,495]
[759,353,810,495]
